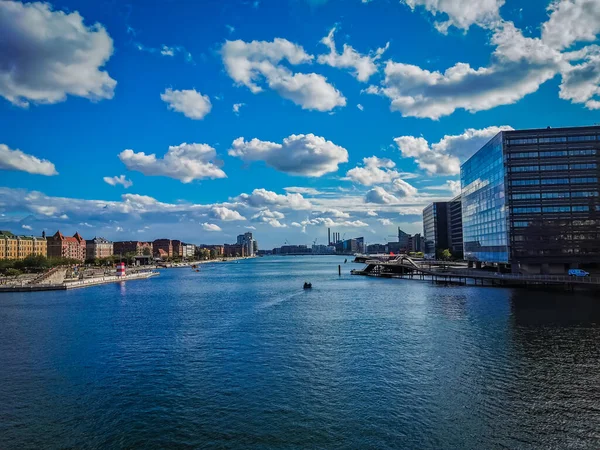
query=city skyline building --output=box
[461,125,600,273]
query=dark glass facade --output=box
[448,195,463,258]
[423,202,448,258]
[461,126,600,271]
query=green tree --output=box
[441,249,452,261]
[143,247,152,256]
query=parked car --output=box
[568,269,590,277]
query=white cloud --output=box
[377,218,393,226]
[394,125,512,175]
[161,88,212,120]
[295,216,369,232]
[542,0,600,50]
[252,209,285,220]
[211,206,246,221]
[284,187,322,195]
[367,21,564,119]
[0,1,115,107]
[160,45,175,56]
[319,208,350,218]
[365,187,399,204]
[426,180,461,196]
[232,103,245,114]
[403,0,505,33]
[202,223,222,232]
[229,134,348,177]
[391,179,418,198]
[234,188,312,210]
[317,27,388,81]
[119,143,226,183]
[103,175,133,188]
[345,156,403,186]
[0,144,58,176]
[366,209,378,217]
[22,224,33,231]
[357,104,364,111]
[221,38,346,111]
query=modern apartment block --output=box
[461,125,600,273]
[47,231,86,261]
[0,230,47,260]
[237,232,255,257]
[422,195,463,259]
[86,237,113,261]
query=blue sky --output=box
[1,0,600,248]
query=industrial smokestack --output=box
[328,228,331,245]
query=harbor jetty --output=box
[351,255,600,291]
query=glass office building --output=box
[423,202,449,258]
[461,126,600,273]
[461,133,509,263]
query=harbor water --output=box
[1,256,599,449]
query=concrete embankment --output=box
[0,271,159,293]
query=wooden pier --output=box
[351,255,600,290]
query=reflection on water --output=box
[0,256,599,449]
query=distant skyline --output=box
[2,0,600,247]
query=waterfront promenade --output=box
[352,255,600,289]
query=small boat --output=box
[303,282,312,289]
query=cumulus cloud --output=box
[22,224,33,231]
[317,27,388,81]
[210,206,246,221]
[319,208,350,218]
[251,209,288,228]
[394,125,512,175]
[365,187,399,204]
[161,88,212,120]
[221,38,346,111]
[345,156,407,186]
[0,1,116,107]
[391,178,418,197]
[0,144,58,176]
[201,223,222,232]
[234,188,312,210]
[119,143,226,183]
[542,0,600,51]
[403,0,504,33]
[357,104,364,111]
[232,103,245,114]
[229,134,348,177]
[377,218,393,226]
[103,175,133,188]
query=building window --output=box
[568,135,596,142]
[510,151,539,158]
[570,163,597,170]
[541,178,569,185]
[513,207,542,213]
[511,179,540,186]
[543,206,571,213]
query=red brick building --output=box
[172,240,184,258]
[47,231,86,261]
[153,239,173,258]
[113,241,153,256]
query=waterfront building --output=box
[461,125,600,273]
[113,241,153,256]
[86,237,113,261]
[312,244,335,254]
[422,196,463,259]
[153,239,173,258]
[47,231,86,261]
[172,240,184,258]
[253,240,258,254]
[237,232,255,257]
[423,203,449,258]
[198,244,224,256]
[224,243,246,257]
[182,243,195,259]
[407,233,425,253]
[398,228,411,250]
[366,243,387,254]
[274,245,311,255]
[0,231,47,260]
